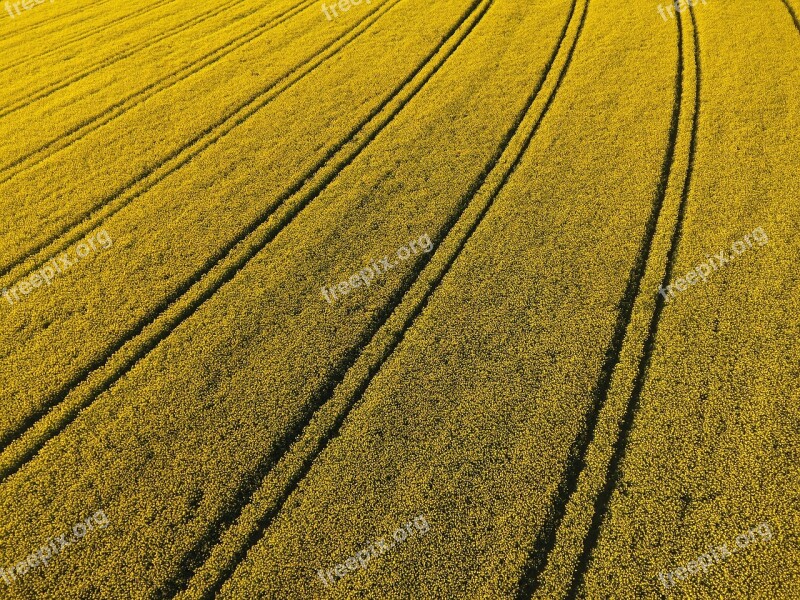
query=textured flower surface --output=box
[0,0,796,598]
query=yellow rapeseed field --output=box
[0,0,796,598]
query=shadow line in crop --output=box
[565,4,701,597]
[778,0,800,34]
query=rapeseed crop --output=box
[0,0,796,598]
